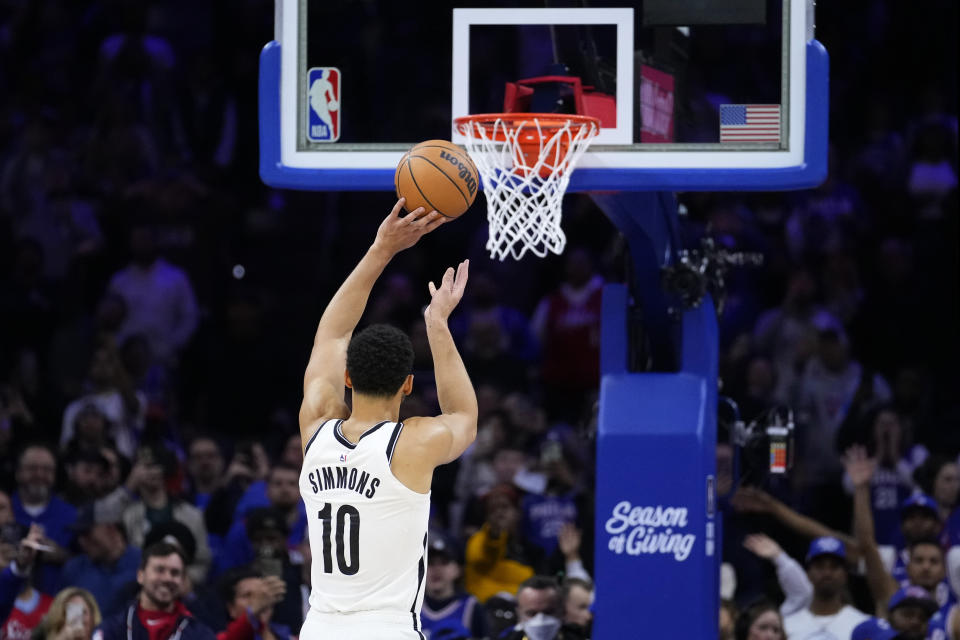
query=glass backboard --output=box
[260,0,827,191]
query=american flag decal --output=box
[719,104,781,142]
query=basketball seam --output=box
[405,157,444,216]
[410,145,477,176]
[409,155,471,211]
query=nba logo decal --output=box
[307,67,340,142]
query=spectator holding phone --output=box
[217,569,287,640]
[1,512,50,639]
[34,588,101,640]
[237,509,304,633]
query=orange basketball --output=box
[394,140,479,218]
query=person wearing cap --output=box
[852,585,939,640]
[60,498,140,617]
[848,446,959,620]
[744,533,868,638]
[421,531,487,640]
[878,493,957,593]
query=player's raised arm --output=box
[416,260,478,465]
[299,199,446,445]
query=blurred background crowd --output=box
[0,1,957,640]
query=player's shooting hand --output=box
[743,533,782,561]
[373,198,447,255]
[424,260,469,325]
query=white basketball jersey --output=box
[299,418,430,628]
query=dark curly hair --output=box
[346,324,414,397]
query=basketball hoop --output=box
[454,113,600,261]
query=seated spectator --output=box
[60,344,146,459]
[62,449,110,508]
[11,444,75,594]
[185,436,225,511]
[743,533,867,636]
[421,532,487,640]
[1,522,47,638]
[33,587,101,640]
[219,569,288,640]
[60,499,140,617]
[94,543,215,640]
[559,577,593,637]
[203,442,267,545]
[123,444,211,585]
[719,599,738,640]
[913,455,960,527]
[500,575,588,640]
[214,464,306,576]
[464,485,535,603]
[852,586,939,640]
[734,599,784,640]
[238,508,304,632]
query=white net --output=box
[455,115,599,261]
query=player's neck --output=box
[347,395,401,426]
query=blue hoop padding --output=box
[259,39,828,192]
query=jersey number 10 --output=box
[317,503,360,575]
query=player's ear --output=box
[344,370,353,389]
[401,374,414,396]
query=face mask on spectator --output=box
[517,613,562,640]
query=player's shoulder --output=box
[396,415,454,452]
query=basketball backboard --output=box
[260,0,828,191]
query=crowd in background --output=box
[0,1,957,640]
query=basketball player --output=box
[297,198,478,640]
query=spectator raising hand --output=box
[845,445,878,490]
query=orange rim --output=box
[455,113,600,137]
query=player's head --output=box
[346,324,414,399]
[905,538,945,590]
[899,494,941,543]
[804,537,848,599]
[886,586,938,639]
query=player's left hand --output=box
[373,198,447,255]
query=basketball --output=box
[394,140,479,218]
